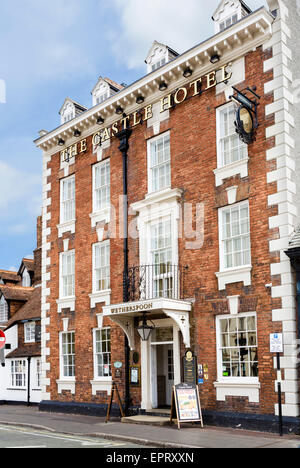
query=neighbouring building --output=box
[0,218,42,405]
[34,0,300,432]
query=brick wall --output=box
[44,45,285,415]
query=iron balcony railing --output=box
[126,264,188,302]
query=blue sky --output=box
[0,0,267,271]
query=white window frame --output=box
[216,312,259,384]
[219,13,238,31]
[11,360,27,388]
[92,159,110,214]
[149,215,175,299]
[147,131,171,194]
[36,358,42,388]
[92,241,110,294]
[59,250,75,299]
[59,331,75,380]
[93,328,112,381]
[0,295,8,323]
[216,103,248,169]
[218,201,251,273]
[60,175,76,224]
[24,322,36,343]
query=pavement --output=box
[0,404,300,449]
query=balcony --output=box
[126,264,188,302]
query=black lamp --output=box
[183,67,193,78]
[210,54,220,64]
[136,95,145,105]
[97,116,105,125]
[116,106,124,115]
[58,138,65,146]
[137,314,155,341]
[73,129,81,138]
[159,82,168,92]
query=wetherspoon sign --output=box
[61,63,232,162]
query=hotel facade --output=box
[35,0,300,431]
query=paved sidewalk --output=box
[0,405,299,448]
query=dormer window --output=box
[59,98,87,126]
[0,295,8,323]
[22,268,31,287]
[212,0,251,34]
[91,77,123,107]
[145,41,178,75]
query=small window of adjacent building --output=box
[60,331,75,379]
[11,360,27,388]
[217,104,248,168]
[148,132,171,193]
[217,313,258,380]
[93,159,110,213]
[219,202,251,271]
[94,328,111,378]
[60,250,75,298]
[60,175,76,224]
[24,322,36,343]
[36,358,42,388]
[93,241,110,292]
[22,268,31,287]
[0,295,8,323]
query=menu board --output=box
[170,383,203,430]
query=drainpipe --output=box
[27,356,31,407]
[117,127,132,416]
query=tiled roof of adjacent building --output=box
[5,286,41,330]
[0,285,34,302]
[5,343,41,359]
[0,270,21,283]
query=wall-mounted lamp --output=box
[183,67,193,78]
[97,116,105,125]
[58,138,65,146]
[136,95,145,105]
[137,314,155,341]
[116,106,124,115]
[159,82,168,92]
[210,54,221,64]
[73,129,81,138]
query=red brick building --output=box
[35,0,300,431]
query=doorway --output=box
[150,327,174,408]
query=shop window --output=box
[217,313,258,380]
